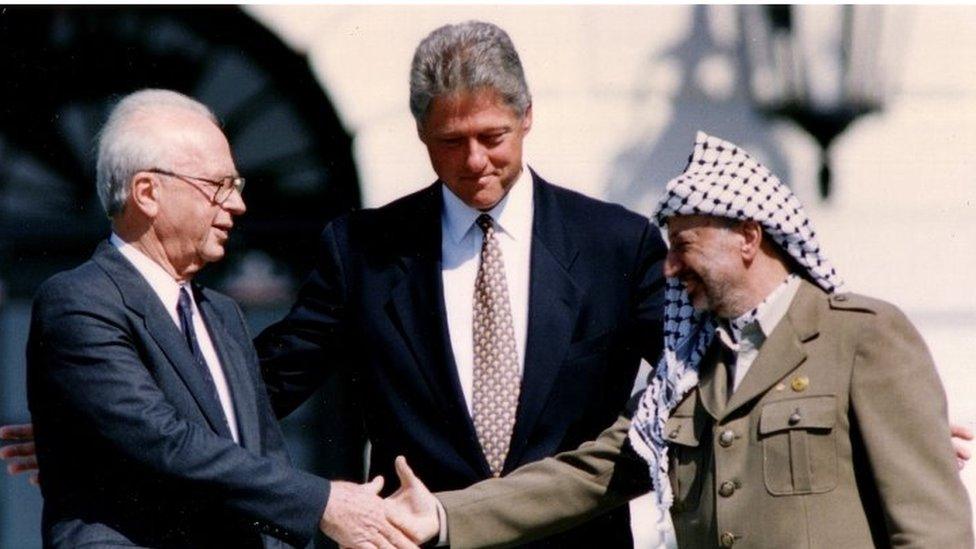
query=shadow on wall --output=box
[605,5,791,216]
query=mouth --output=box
[460,173,497,186]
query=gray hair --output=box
[96,89,218,217]
[409,20,531,128]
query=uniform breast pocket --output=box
[665,414,705,510]
[759,395,838,496]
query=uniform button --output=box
[788,411,802,425]
[791,375,809,392]
[719,480,736,497]
[720,531,737,547]
[719,430,735,447]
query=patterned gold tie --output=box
[472,213,521,477]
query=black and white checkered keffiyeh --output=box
[628,131,844,529]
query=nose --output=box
[663,250,682,278]
[222,187,246,216]
[464,139,488,173]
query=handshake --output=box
[2,423,446,548]
[321,456,440,549]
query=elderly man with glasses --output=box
[18,89,416,549]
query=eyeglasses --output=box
[146,168,245,205]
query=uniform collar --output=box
[718,273,801,348]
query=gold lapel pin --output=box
[790,375,810,392]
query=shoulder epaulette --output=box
[827,292,878,314]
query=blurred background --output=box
[2,5,974,547]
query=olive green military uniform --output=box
[439,281,973,548]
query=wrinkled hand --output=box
[0,423,39,485]
[950,422,973,470]
[321,476,418,549]
[385,456,439,545]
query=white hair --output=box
[95,89,218,217]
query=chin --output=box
[471,190,506,210]
[202,247,226,264]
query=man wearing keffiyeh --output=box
[386,131,973,548]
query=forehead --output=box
[666,215,718,238]
[423,87,521,134]
[147,108,234,173]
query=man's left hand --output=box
[0,423,39,485]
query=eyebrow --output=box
[433,124,513,139]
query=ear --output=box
[128,172,160,218]
[521,103,533,133]
[738,220,763,261]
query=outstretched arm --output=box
[386,414,650,548]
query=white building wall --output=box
[248,6,976,545]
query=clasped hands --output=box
[322,456,440,549]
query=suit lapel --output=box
[694,342,726,420]
[93,242,233,440]
[724,281,822,417]
[196,289,261,451]
[385,185,487,468]
[505,175,582,469]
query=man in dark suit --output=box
[2,22,664,547]
[25,89,415,548]
[253,20,666,548]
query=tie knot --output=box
[178,286,194,315]
[476,213,494,234]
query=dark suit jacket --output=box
[256,172,666,547]
[27,242,329,548]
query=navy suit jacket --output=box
[27,242,329,548]
[257,173,666,547]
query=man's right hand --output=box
[951,422,974,470]
[385,456,439,545]
[0,423,38,485]
[321,476,418,549]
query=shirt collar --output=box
[441,164,534,244]
[110,232,186,315]
[729,273,802,342]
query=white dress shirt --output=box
[441,166,533,415]
[716,274,802,392]
[110,233,240,443]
